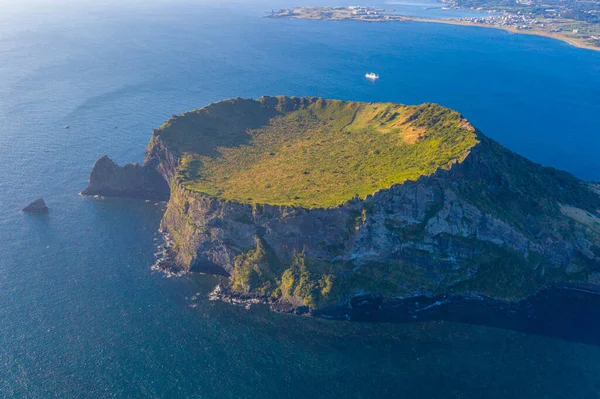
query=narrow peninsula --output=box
[83,96,600,319]
[269,6,600,52]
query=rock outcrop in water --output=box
[83,96,600,313]
[82,155,169,200]
[23,198,49,214]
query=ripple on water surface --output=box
[1,2,600,398]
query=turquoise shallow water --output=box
[1,1,600,398]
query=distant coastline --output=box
[269,6,600,53]
[407,17,600,52]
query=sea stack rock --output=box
[23,198,49,214]
[81,155,169,200]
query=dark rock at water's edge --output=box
[209,284,313,315]
[211,283,600,345]
[23,198,49,214]
[81,155,170,200]
[151,235,187,276]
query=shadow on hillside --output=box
[337,287,600,346]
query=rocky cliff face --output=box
[156,135,600,306]
[82,154,170,200]
[83,97,600,311]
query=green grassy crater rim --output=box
[155,96,479,208]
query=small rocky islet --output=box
[82,96,600,320]
[23,198,49,214]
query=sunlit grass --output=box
[157,96,479,208]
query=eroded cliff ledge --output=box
[83,96,600,312]
[82,155,170,200]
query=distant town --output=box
[448,0,600,48]
[270,3,600,51]
[269,6,397,22]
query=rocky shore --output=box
[210,281,600,344]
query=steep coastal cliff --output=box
[82,155,170,200]
[83,96,600,313]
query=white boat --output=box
[365,72,379,80]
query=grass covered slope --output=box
[153,96,600,307]
[156,96,479,208]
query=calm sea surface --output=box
[1,1,600,398]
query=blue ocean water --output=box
[1,1,600,397]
